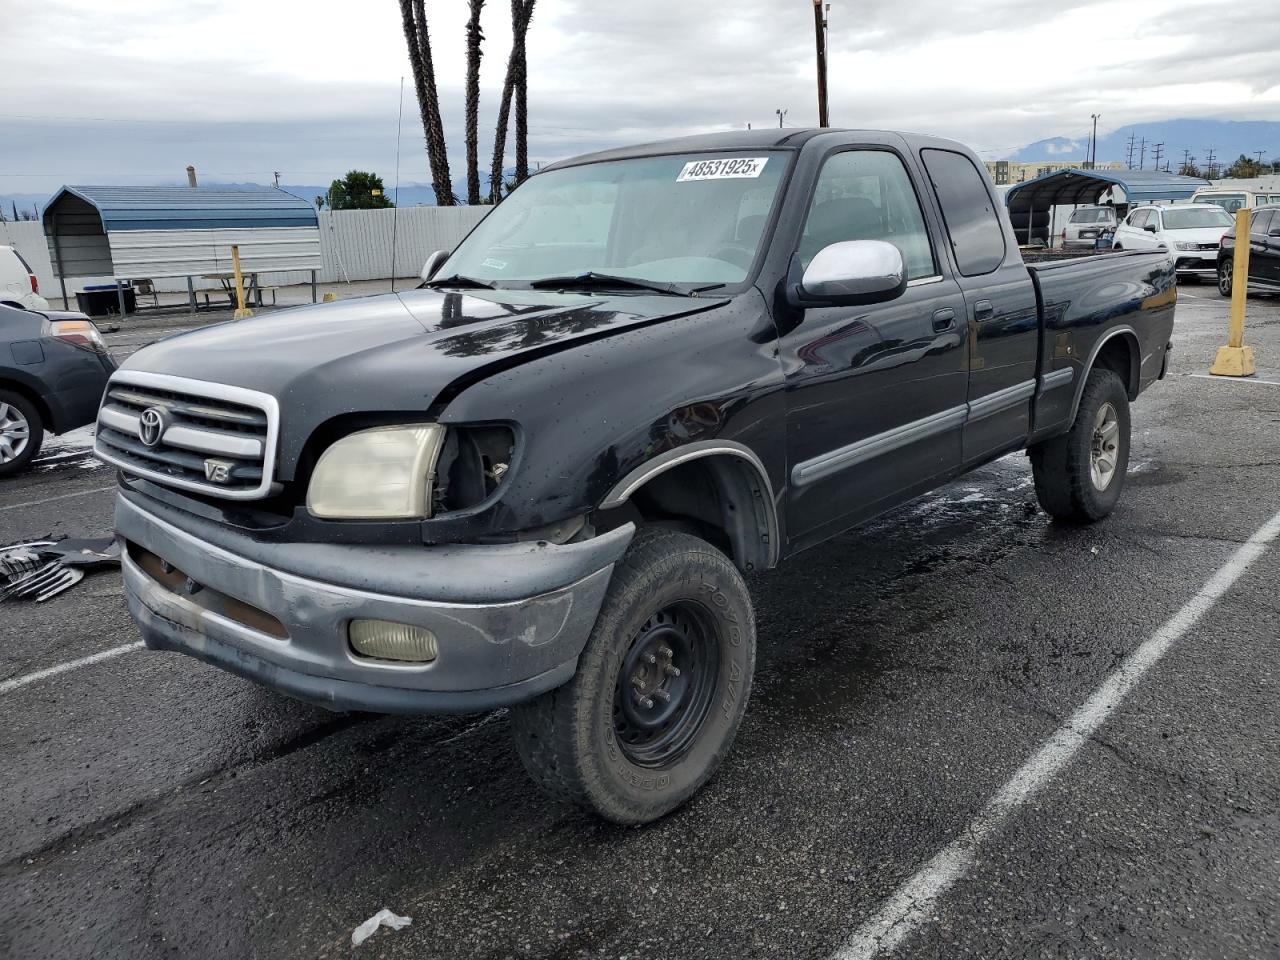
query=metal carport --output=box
[1005,168,1210,245]
[41,185,323,312]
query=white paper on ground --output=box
[351,908,413,946]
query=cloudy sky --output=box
[2,0,1278,195]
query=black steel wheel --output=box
[612,603,719,768]
[511,528,756,824]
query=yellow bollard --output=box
[322,292,337,302]
[231,244,254,321]
[1209,208,1255,377]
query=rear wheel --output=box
[511,528,755,824]
[1218,259,1233,297]
[1029,369,1130,524]
[0,390,42,478]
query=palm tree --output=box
[513,2,533,184]
[464,0,485,204]
[399,0,455,206]
[490,0,535,202]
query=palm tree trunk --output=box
[464,0,485,205]
[513,3,534,184]
[489,0,534,203]
[400,0,454,206]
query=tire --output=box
[1218,259,1233,297]
[0,389,43,478]
[1029,368,1130,524]
[510,527,756,824]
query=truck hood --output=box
[121,287,725,477]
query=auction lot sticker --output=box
[676,157,769,181]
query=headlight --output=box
[307,424,445,519]
[1173,241,1200,251]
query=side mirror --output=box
[420,250,450,283]
[1144,223,1158,233]
[790,240,907,307]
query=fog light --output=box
[348,620,439,663]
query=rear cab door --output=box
[917,145,1041,464]
[1248,209,1277,285]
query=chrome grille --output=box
[94,372,280,499]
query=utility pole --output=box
[776,108,788,129]
[1138,137,1146,170]
[1090,114,1100,169]
[1255,150,1266,167]
[273,171,281,188]
[1152,142,1164,173]
[1126,133,1136,170]
[1205,148,1217,179]
[813,0,830,127]
[1181,149,1190,173]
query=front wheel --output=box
[511,528,756,824]
[1218,260,1233,297]
[1029,368,1131,524]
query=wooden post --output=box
[231,245,253,320]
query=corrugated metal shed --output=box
[42,185,323,280]
[1006,168,1210,210]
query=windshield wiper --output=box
[526,272,684,295]
[423,274,499,290]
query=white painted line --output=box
[0,642,144,696]
[1,484,116,512]
[1189,374,1280,388]
[835,505,1280,960]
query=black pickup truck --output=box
[97,129,1175,824]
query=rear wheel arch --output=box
[1071,328,1140,421]
[0,376,53,432]
[597,442,780,573]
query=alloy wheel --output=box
[0,402,30,463]
[1090,402,1120,491]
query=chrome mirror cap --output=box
[796,240,907,306]
[420,250,450,283]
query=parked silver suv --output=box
[1061,206,1118,249]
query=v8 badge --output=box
[203,459,234,484]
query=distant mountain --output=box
[1009,118,1280,170]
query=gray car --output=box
[0,303,116,476]
[1062,205,1118,248]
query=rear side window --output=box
[1128,210,1149,228]
[1251,211,1274,237]
[920,149,1006,276]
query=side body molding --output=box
[599,440,781,570]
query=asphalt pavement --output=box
[2,286,1279,959]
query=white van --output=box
[0,245,49,310]
[1192,184,1280,214]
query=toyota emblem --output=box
[137,407,168,447]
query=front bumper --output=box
[116,489,634,713]
[1173,253,1217,275]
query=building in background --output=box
[985,160,1125,186]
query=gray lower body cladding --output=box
[115,489,634,713]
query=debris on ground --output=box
[351,909,413,946]
[0,537,120,603]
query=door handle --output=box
[932,308,956,332]
[974,300,994,321]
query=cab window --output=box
[921,148,1006,276]
[799,150,937,280]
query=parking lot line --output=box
[0,642,144,696]
[1,483,117,513]
[834,504,1280,960]
[1189,374,1280,388]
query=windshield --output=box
[1162,207,1233,230]
[1196,194,1247,213]
[438,152,788,290]
[1070,209,1113,223]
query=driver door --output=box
[778,147,968,547]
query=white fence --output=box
[0,205,490,298]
